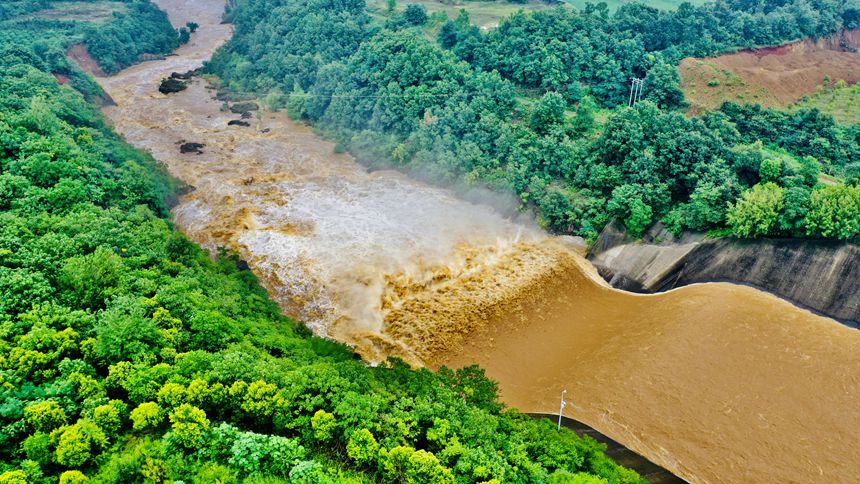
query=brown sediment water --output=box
[96,1,860,482]
[434,257,860,483]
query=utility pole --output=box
[557,390,567,431]
[628,78,636,107]
[629,78,644,107]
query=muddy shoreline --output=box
[589,220,860,326]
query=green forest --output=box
[0,1,645,483]
[209,0,860,241]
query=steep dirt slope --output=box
[680,28,860,113]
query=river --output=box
[97,1,860,482]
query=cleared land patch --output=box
[791,81,860,125]
[566,0,704,11]
[367,0,554,28]
[680,28,860,115]
[369,0,700,28]
[28,1,126,24]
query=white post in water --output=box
[557,390,567,431]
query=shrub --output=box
[59,470,89,484]
[168,404,210,449]
[131,402,164,431]
[25,400,68,433]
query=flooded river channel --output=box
[97,1,860,482]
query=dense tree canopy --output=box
[83,2,180,74]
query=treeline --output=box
[0,0,180,77]
[441,0,860,107]
[0,2,644,483]
[83,1,180,74]
[0,2,51,22]
[210,0,860,241]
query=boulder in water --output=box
[180,142,205,154]
[159,78,187,94]
[230,102,259,115]
[170,69,199,80]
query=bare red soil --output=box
[52,73,70,85]
[66,43,106,77]
[680,28,860,113]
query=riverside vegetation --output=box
[0,1,644,483]
[209,0,860,241]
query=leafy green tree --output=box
[25,400,68,433]
[168,404,210,449]
[131,402,164,432]
[53,421,108,468]
[59,470,89,484]
[529,92,566,135]
[403,5,428,26]
[0,471,28,484]
[607,185,653,238]
[94,297,163,364]
[797,156,819,186]
[379,446,454,484]
[93,400,127,437]
[727,183,786,237]
[683,181,735,230]
[759,158,782,183]
[645,61,685,109]
[804,185,860,239]
[778,187,811,234]
[311,410,337,442]
[60,247,124,310]
[438,21,458,49]
[346,429,380,466]
[23,432,52,466]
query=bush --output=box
[59,470,89,484]
[25,400,68,433]
[727,183,785,237]
[131,402,164,431]
[168,404,210,449]
[403,4,428,25]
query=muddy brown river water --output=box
[97,1,860,482]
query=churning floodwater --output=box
[98,1,860,482]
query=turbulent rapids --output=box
[97,1,860,483]
[96,0,579,364]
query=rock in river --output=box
[159,78,187,94]
[179,142,205,154]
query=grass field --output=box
[28,1,125,24]
[566,0,705,11]
[791,82,860,125]
[367,0,554,28]
[368,0,698,29]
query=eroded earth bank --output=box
[97,0,860,482]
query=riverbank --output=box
[590,220,860,327]
[529,414,686,484]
